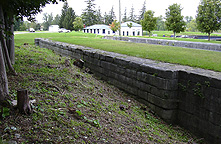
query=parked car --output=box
[29,28,35,32]
[181,35,189,38]
[58,28,71,33]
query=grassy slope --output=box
[0,42,201,143]
[15,32,221,72]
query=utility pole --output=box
[119,0,121,36]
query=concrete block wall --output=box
[103,36,221,52]
[35,38,221,144]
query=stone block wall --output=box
[103,36,221,52]
[35,38,221,144]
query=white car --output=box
[58,28,71,33]
[29,28,35,32]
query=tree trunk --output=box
[149,31,151,37]
[8,17,15,65]
[173,31,176,39]
[0,40,9,103]
[17,89,32,114]
[208,33,211,41]
[0,6,17,75]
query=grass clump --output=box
[0,43,203,143]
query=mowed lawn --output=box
[15,32,221,72]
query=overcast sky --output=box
[35,0,201,23]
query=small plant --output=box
[0,107,10,118]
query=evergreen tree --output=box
[196,0,221,41]
[103,12,109,25]
[59,2,69,28]
[129,5,136,22]
[63,7,76,30]
[122,7,127,22]
[108,6,116,24]
[82,0,97,26]
[165,3,186,39]
[141,10,157,37]
[96,7,103,24]
[139,0,146,23]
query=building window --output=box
[133,31,135,36]
[84,29,86,33]
[123,31,125,36]
[103,29,105,34]
[138,31,140,36]
[113,31,115,33]
[94,29,96,34]
[108,31,110,34]
[97,29,99,34]
[127,31,129,36]
[87,29,89,33]
[91,29,93,33]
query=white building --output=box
[83,24,118,36]
[120,21,143,36]
[83,21,142,36]
[49,25,59,32]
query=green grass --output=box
[0,42,202,143]
[15,32,221,72]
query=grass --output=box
[15,32,221,72]
[0,42,203,143]
[142,31,221,44]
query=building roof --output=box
[121,21,142,27]
[84,24,111,30]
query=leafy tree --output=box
[141,10,157,37]
[127,22,133,28]
[156,15,166,31]
[109,20,120,34]
[52,14,60,25]
[129,5,136,22]
[138,0,146,23]
[59,1,69,28]
[42,13,53,30]
[63,7,76,30]
[165,3,186,39]
[122,7,127,22]
[196,0,221,41]
[187,19,198,32]
[0,0,66,106]
[184,16,193,24]
[73,17,84,31]
[82,0,97,26]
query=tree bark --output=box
[208,33,211,41]
[173,31,176,39]
[8,17,15,65]
[0,40,9,103]
[17,89,32,114]
[0,6,17,75]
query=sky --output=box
[35,0,201,23]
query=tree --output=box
[184,16,193,24]
[59,2,69,28]
[156,15,166,31]
[52,14,60,25]
[73,17,84,31]
[122,7,127,22]
[109,20,120,34]
[129,5,136,22]
[96,7,103,24]
[42,13,53,30]
[138,0,146,23]
[187,19,198,32]
[0,0,66,106]
[165,3,186,39]
[108,6,116,24]
[63,7,76,30]
[141,10,157,37]
[82,0,97,26]
[196,0,221,41]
